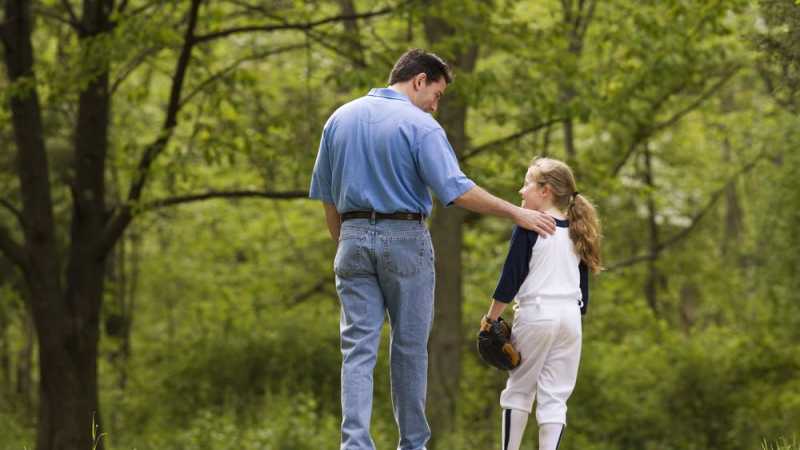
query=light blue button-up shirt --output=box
[309,88,475,217]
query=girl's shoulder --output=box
[510,225,540,247]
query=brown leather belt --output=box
[341,211,425,222]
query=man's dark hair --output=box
[388,49,453,85]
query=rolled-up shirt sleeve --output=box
[416,128,475,206]
[309,127,334,203]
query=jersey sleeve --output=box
[492,226,537,303]
[579,261,589,315]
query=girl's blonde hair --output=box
[527,157,603,273]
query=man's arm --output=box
[453,186,556,236]
[323,202,341,241]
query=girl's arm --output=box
[486,299,509,321]
[484,226,536,324]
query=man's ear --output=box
[414,73,427,90]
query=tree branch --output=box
[606,149,768,272]
[141,189,310,211]
[650,66,740,134]
[119,0,163,19]
[460,118,563,162]
[657,147,764,251]
[117,0,130,15]
[192,5,396,45]
[577,0,597,43]
[0,199,25,227]
[31,4,79,29]
[60,0,82,30]
[306,27,378,67]
[97,0,202,259]
[179,43,307,108]
[2,0,60,280]
[611,66,740,177]
[291,275,334,305]
[0,224,28,272]
[110,44,164,94]
[560,0,572,23]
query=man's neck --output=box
[389,83,413,100]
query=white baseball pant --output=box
[499,296,582,425]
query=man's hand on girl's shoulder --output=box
[514,208,556,237]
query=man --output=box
[309,49,555,450]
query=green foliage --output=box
[763,436,800,450]
[109,395,341,450]
[2,0,800,449]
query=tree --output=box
[0,1,396,448]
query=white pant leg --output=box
[499,301,582,424]
[536,304,582,425]
[499,306,559,413]
[500,408,529,450]
[538,423,565,450]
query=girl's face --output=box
[519,168,548,210]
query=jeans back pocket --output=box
[334,230,371,277]
[381,233,433,277]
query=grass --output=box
[763,436,799,450]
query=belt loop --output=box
[370,210,376,225]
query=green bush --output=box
[0,410,33,450]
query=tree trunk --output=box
[34,286,104,450]
[15,312,33,406]
[541,123,553,156]
[427,203,467,442]
[423,12,479,444]
[558,0,596,174]
[336,0,366,67]
[0,308,8,388]
[642,144,660,314]
[720,93,743,259]
[2,0,112,448]
[35,70,110,450]
[562,116,577,166]
[723,142,743,260]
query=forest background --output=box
[1,1,799,449]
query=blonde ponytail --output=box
[528,157,603,273]
[567,193,603,274]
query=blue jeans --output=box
[334,218,435,450]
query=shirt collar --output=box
[368,87,411,103]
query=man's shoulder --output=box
[326,94,443,135]
[392,108,443,143]
[329,96,368,119]
[408,110,443,134]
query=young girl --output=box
[484,157,602,450]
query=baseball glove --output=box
[477,315,521,370]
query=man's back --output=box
[310,88,474,217]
